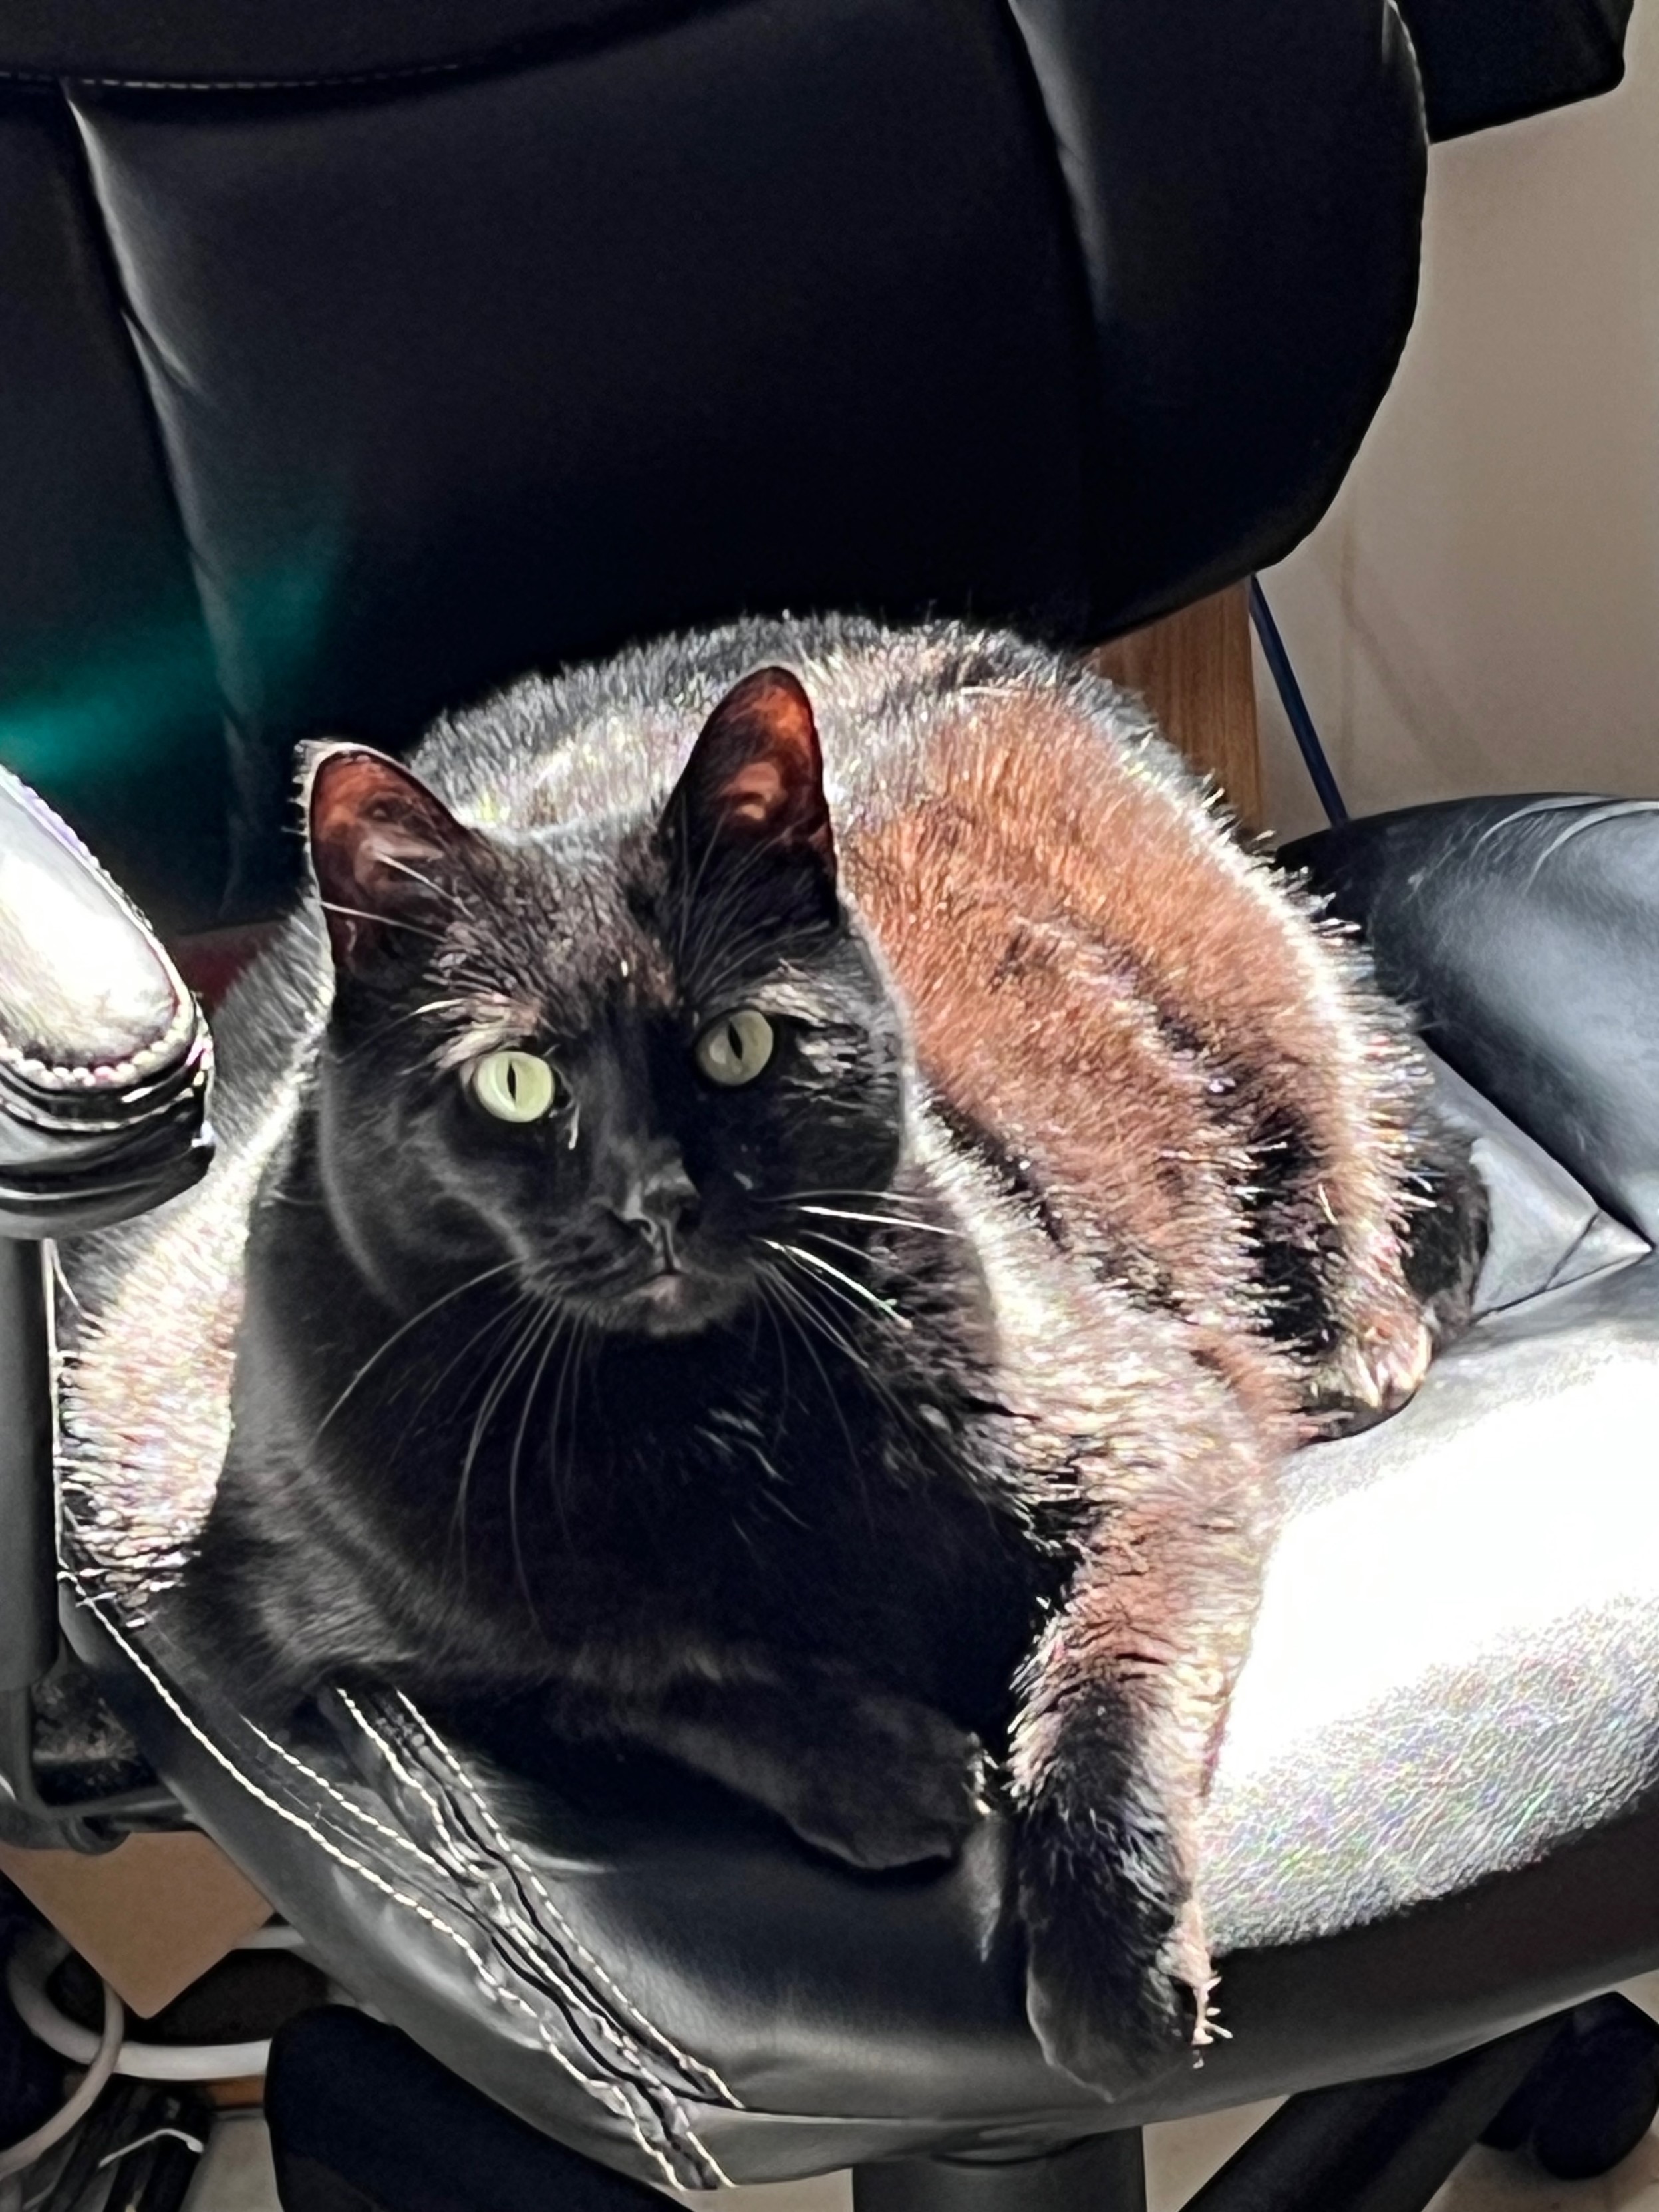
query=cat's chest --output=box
[438,1376,1046,1706]
[535,1398,1015,1599]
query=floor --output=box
[180,1978,1659,2211]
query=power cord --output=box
[1249,577,1348,827]
[0,1953,124,2206]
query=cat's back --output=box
[422,612,1312,1195]
[416,615,1189,850]
[420,621,1413,1442]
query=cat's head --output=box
[305,667,907,1339]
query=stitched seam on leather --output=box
[330,1695,673,2078]
[334,1690,738,2169]
[0,1018,198,1092]
[0,765,199,1086]
[63,1580,695,2193]
[331,1697,669,2085]
[253,1701,724,2175]
[261,1694,724,2125]
[390,1688,740,2106]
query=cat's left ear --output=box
[306,744,490,973]
[660,667,837,895]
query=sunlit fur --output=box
[178,615,1482,2096]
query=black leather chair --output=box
[1,5,1650,2209]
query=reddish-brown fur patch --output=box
[843,690,1424,1424]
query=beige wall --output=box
[1255,7,1659,841]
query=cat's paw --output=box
[787,1700,989,1871]
[1305,1305,1432,1436]
[1026,1918,1205,2102]
[1019,1790,1210,2098]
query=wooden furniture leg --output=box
[1090,583,1262,830]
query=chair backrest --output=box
[0,0,1426,929]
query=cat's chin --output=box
[591,1269,747,1341]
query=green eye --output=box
[470,1049,559,1123]
[694,1008,775,1087]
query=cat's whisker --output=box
[377,856,458,906]
[319,900,445,944]
[752,1280,793,1453]
[688,920,823,1008]
[760,1265,895,1532]
[788,1232,956,1366]
[448,1289,542,1521]
[314,1260,520,1442]
[764,1252,923,1442]
[767,1187,937,1213]
[766,1245,895,1353]
[790,1204,965,1239]
[507,1305,570,1618]
[764,1256,916,1447]
[406,1292,529,1442]
[331,997,458,1066]
[442,1288,545,1568]
[758,1266,868,1493]
[793,1227,893,1273]
[763,1262,863,1369]
[760,1239,911,1330]
[452,1293,557,1569]
[543,1312,591,1558]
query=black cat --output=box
[172,617,1481,2094]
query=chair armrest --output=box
[1283,794,1659,1242]
[0,769,210,1839]
[0,766,212,1238]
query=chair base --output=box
[850,2012,1590,2212]
[265,1997,1659,2211]
[854,2130,1147,2212]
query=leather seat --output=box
[45,792,1659,2194]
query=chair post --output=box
[0,1237,57,1710]
[0,1236,178,1845]
[854,2131,1147,2212]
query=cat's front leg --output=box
[1010,1416,1274,2098]
[1012,1650,1216,2099]
[550,1668,989,1870]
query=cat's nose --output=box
[612,1158,700,1264]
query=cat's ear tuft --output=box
[662,667,836,889]
[305,744,488,973]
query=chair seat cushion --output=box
[54,816,1659,2187]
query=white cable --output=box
[0,1941,124,2182]
[6,1929,270,2084]
[233,1922,306,1951]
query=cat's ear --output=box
[305,744,489,973]
[661,667,837,893]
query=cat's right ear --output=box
[305,744,489,973]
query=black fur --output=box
[170,621,1483,2096]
